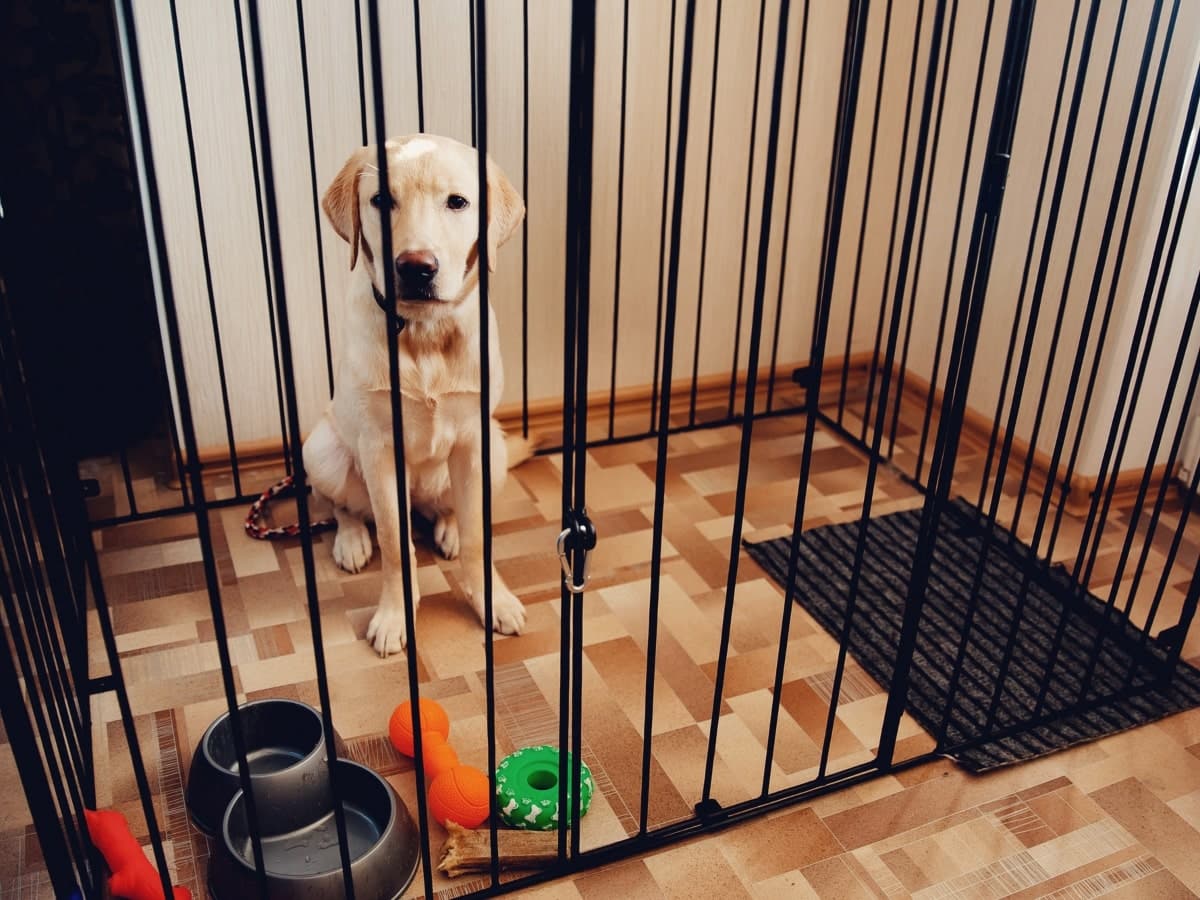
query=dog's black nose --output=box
[395,251,439,294]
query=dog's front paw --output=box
[333,519,373,573]
[366,605,407,657]
[491,588,526,635]
[433,513,460,560]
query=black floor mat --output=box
[744,497,1200,771]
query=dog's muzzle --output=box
[395,251,438,300]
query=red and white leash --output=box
[243,476,337,540]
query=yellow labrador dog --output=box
[303,134,529,656]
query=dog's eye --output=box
[447,194,469,211]
[370,192,392,210]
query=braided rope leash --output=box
[244,475,337,540]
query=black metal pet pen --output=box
[1,0,1199,896]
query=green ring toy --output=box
[494,746,594,830]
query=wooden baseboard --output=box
[493,351,876,441]
[890,364,1176,515]
[186,351,1173,518]
[190,353,874,475]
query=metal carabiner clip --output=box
[557,526,591,595]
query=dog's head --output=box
[323,134,524,319]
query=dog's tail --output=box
[504,431,542,469]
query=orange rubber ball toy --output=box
[420,731,461,781]
[427,764,490,828]
[388,698,450,757]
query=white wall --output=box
[130,0,1200,478]
[1075,17,1200,478]
[906,0,1200,478]
[133,0,835,453]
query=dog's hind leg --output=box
[303,416,374,573]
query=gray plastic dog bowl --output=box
[207,759,420,900]
[186,699,344,837]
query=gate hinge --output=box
[557,509,597,595]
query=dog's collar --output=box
[372,284,407,334]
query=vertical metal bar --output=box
[0,419,86,754]
[972,0,1084,513]
[114,0,267,894]
[295,0,337,399]
[649,0,679,433]
[972,15,1093,546]
[1000,0,1124,554]
[565,0,598,860]
[413,0,426,132]
[0,478,88,799]
[557,11,580,858]
[765,0,811,415]
[0,564,81,898]
[521,0,530,437]
[912,0,1056,744]
[884,0,961,472]
[232,0,292,478]
[250,0,361,892]
[166,0,243,496]
[687,0,724,427]
[0,501,89,876]
[699,0,794,803]
[1163,527,1200,675]
[0,291,96,811]
[877,0,1037,765]
[725,0,770,420]
[1076,269,1199,698]
[879,0,932,460]
[818,0,950,776]
[981,0,1157,732]
[909,0,998,477]
[354,0,367,144]
[937,0,1104,728]
[1041,0,1175,580]
[163,392,192,508]
[117,446,138,515]
[639,0,699,835]
[471,0,501,883]
[1052,3,1184,591]
[1124,350,1200,682]
[0,322,89,718]
[837,0,896,428]
[607,0,632,440]
[468,0,477,145]
[1021,1,1189,709]
[84,520,174,897]
[763,0,851,792]
[362,3,432,894]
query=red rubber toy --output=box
[84,809,192,900]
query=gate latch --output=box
[557,509,597,595]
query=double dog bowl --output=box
[186,699,419,899]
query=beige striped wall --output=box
[130,0,1199,476]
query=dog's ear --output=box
[485,156,525,272]
[323,148,371,270]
